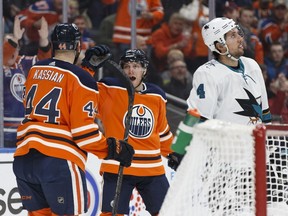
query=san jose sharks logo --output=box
[126,104,154,138]
[234,88,262,124]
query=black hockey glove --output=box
[167,152,184,171]
[105,137,135,167]
[81,44,111,72]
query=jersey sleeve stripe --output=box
[130,162,163,168]
[73,130,99,141]
[17,131,77,146]
[77,133,104,147]
[17,124,72,137]
[133,156,161,160]
[160,130,171,138]
[102,160,164,168]
[160,132,173,142]
[134,149,161,154]
[16,137,86,163]
[159,125,169,135]
[71,124,99,134]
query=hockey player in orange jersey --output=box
[12,23,134,216]
[81,47,184,215]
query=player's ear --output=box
[143,68,147,76]
[215,42,227,53]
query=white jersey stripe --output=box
[102,160,163,168]
[16,137,86,164]
[17,124,72,137]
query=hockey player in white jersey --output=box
[187,17,271,125]
[171,17,272,169]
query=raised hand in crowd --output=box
[37,16,49,47]
[11,15,25,44]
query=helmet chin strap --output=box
[218,44,239,62]
[73,42,81,64]
[226,53,239,62]
[73,51,80,64]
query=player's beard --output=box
[231,47,244,59]
[237,43,245,57]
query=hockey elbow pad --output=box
[105,137,135,167]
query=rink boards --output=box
[0,148,175,216]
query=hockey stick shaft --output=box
[106,60,135,216]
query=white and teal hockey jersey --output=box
[187,56,271,125]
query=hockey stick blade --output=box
[105,59,135,216]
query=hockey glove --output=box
[105,137,135,167]
[167,152,184,171]
[81,44,111,71]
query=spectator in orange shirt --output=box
[151,12,193,73]
[103,0,164,60]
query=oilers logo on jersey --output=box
[11,73,26,102]
[127,104,154,138]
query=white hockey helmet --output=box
[202,17,237,53]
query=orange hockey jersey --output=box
[14,58,108,171]
[110,0,164,44]
[97,78,174,176]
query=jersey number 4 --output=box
[24,85,61,124]
[24,85,95,124]
[197,83,205,99]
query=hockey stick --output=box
[105,59,135,216]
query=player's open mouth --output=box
[130,76,136,81]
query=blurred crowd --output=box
[3,0,288,126]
